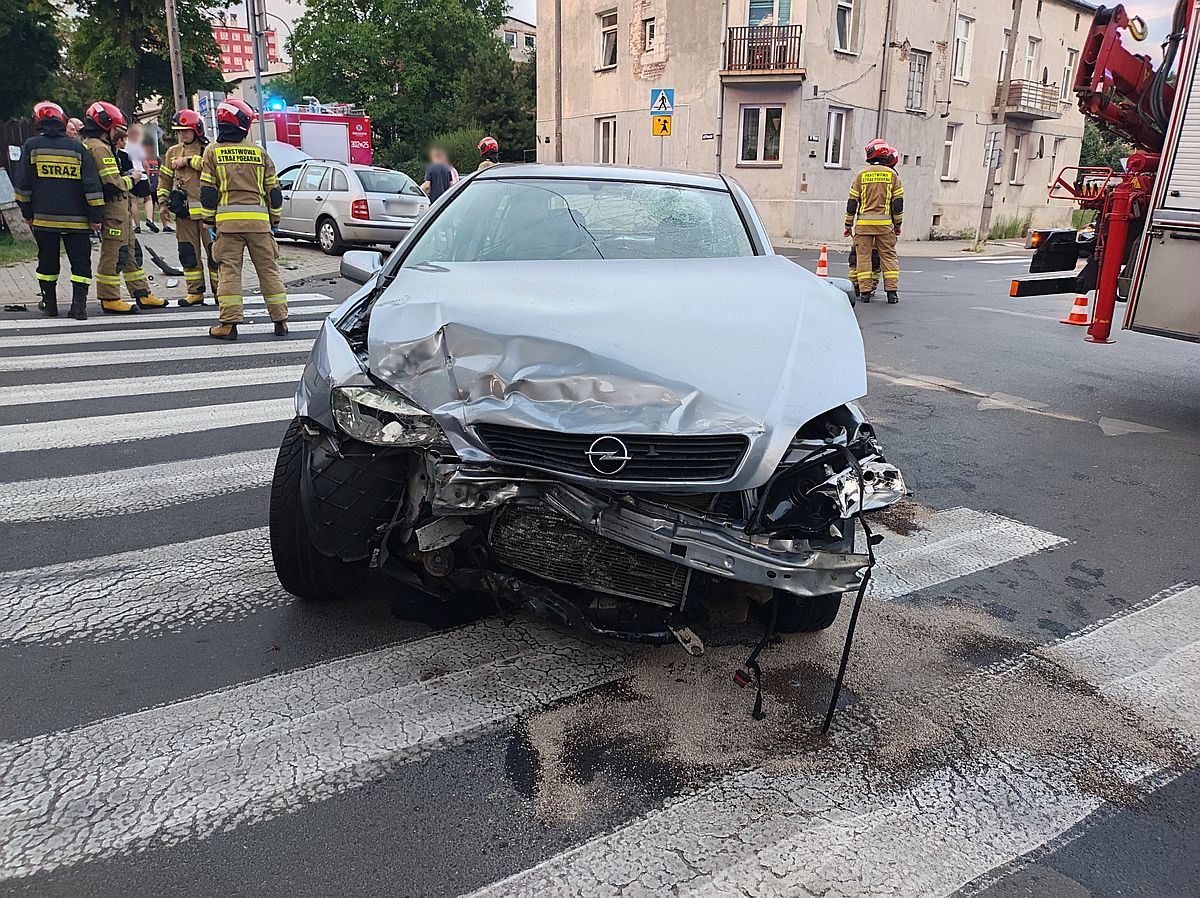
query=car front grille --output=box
[489,504,689,607]
[473,424,749,483]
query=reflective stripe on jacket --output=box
[157,142,206,210]
[14,132,105,233]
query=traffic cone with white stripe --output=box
[816,245,830,278]
[1061,292,1091,326]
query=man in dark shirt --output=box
[421,147,454,201]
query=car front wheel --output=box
[269,418,368,600]
[317,217,345,255]
[770,591,842,632]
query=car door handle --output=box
[315,195,324,201]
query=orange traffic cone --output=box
[816,245,830,277]
[1061,293,1091,326]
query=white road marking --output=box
[0,365,304,408]
[0,398,293,452]
[1097,416,1167,437]
[0,296,336,331]
[934,256,1030,264]
[0,528,284,644]
[465,583,1199,898]
[0,450,278,523]
[868,507,1065,601]
[0,318,324,348]
[0,618,628,880]
[0,338,315,372]
[972,306,1062,322]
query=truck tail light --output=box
[351,199,370,220]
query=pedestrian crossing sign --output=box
[649,88,675,114]
[652,115,672,137]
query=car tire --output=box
[769,591,843,632]
[317,217,345,255]
[269,418,368,600]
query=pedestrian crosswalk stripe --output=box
[0,450,278,523]
[0,318,325,348]
[0,295,337,331]
[0,365,304,408]
[0,618,628,880]
[0,338,315,372]
[0,398,293,452]
[463,582,1200,898]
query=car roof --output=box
[474,163,730,191]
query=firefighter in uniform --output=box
[844,140,904,304]
[115,125,167,309]
[847,142,898,296]
[157,109,216,305]
[200,99,287,340]
[477,135,500,171]
[13,101,104,320]
[80,102,167,313]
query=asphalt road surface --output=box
[1,249,1197,898]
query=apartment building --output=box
[499,16,538,62]
[536,0,1094,241]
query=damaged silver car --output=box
[269,165,906,650]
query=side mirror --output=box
[340,249,383,285]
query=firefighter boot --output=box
[860,292,874,303]
[178,293,206,307]
[38,283,58,318]
[101,299,138,314]
[274,320,289,337]
[887,291,900,304]
[136,292,169,310]
[69,283,88,321]
[208,322,239,341]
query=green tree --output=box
[288,0,505,169]
[454,42,536,162]
[69,0,228,120]
[0,0,60,120]
[1081,120,1132,171]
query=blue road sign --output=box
[649,88,675,115]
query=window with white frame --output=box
[825,107,848,167]
[525,33,535,49]
[1009,133,1024,183]
[835,0,855,52]
[952,16,972,80]
[941,123,959,179]
[749,0,792,26]
[643,18,656,51]
[1024,37,1040,80]
[504,30,516,46]
[907,50,929,110]
[1061,49,1078,100]
[998,30,1010,81]
[595,117,617,164]
[599,12,618,68]
[740,105,784,163]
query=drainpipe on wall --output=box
[716,0,729,173]
[875,0,896,137]
[554,0,564,162]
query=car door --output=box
[287,163,330,238]
[275,165,303,234]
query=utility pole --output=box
[246,0,271,147]
[876,0,897,136]
[165,0,188,111]
[976,0,1024,250]
[554,0,563,162]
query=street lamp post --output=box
[245,0,271,147]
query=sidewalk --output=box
[0,226,340,305]
[773,237,1033,258]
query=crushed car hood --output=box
[367,256,867,488]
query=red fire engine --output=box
[263,102,373,166]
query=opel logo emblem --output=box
[585,436,632,475]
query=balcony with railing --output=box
[995,79,1063,120]
[722,25,805,80]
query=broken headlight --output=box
[331,386,445,447]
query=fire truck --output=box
[1013,0,1200,344]
[262,101,374,166]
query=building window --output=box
[1062,49,1078,100]
[1024,37,1040,81]
[525,33,536,49]
[906,50,929,110]
[595,116,617,164]
[835,0,855,52]
[952,15,972,80]
[643,18,656,50]
[941,124,958,179]
[998,30,1010,81]
[825,107,848,167]
[739,105,783,163]
[1010,133,1024,183]
[749,0,792,26]
[504,30,516,47]
[599,12,618,68]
